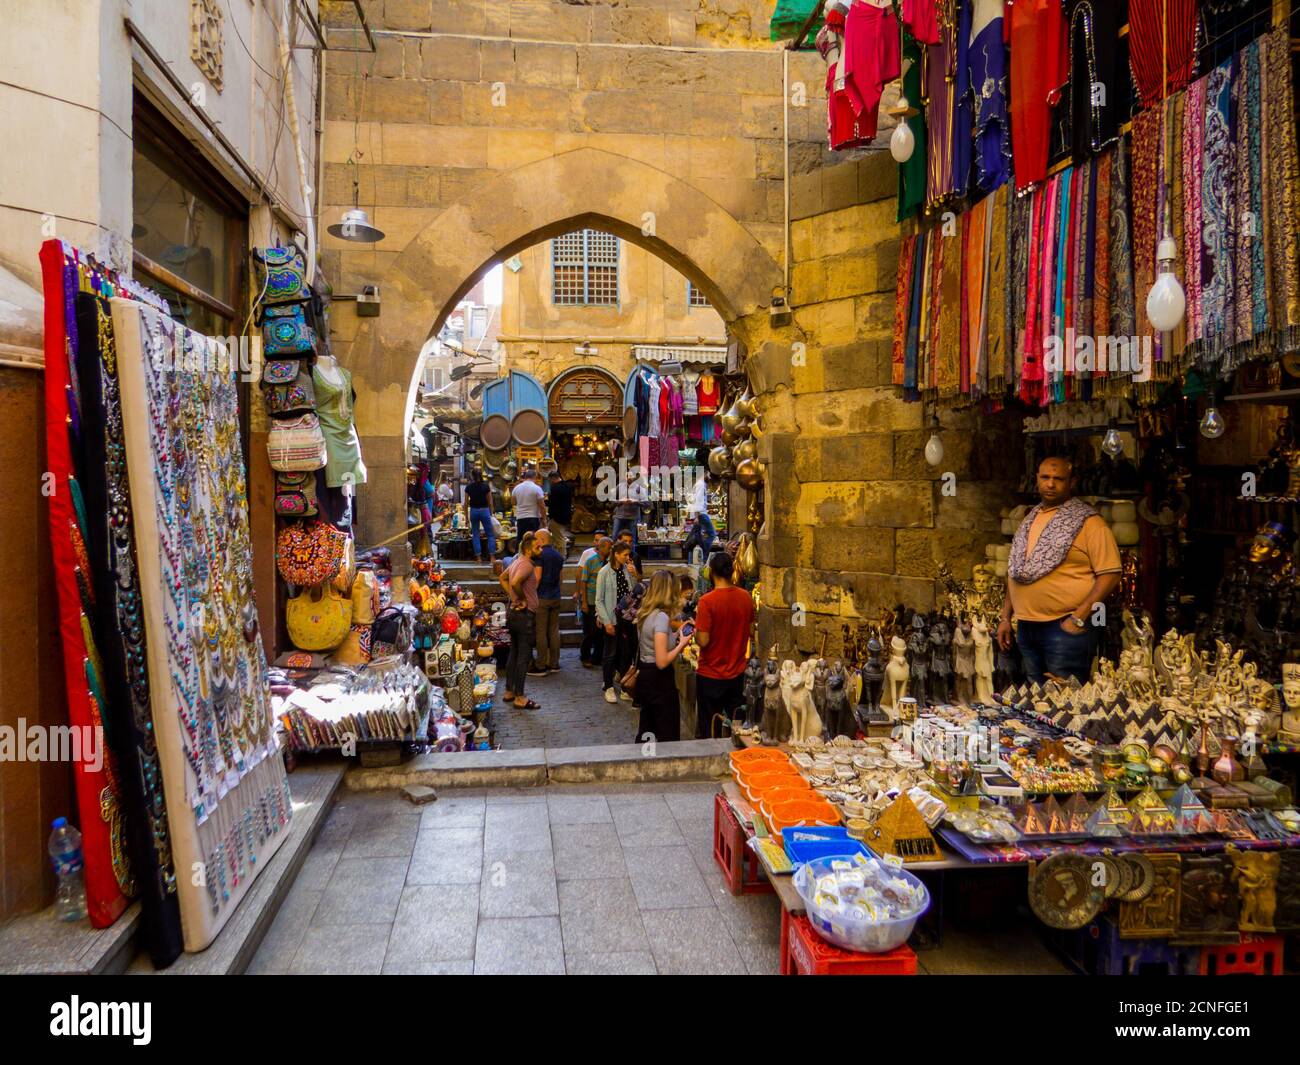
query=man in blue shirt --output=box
[530,529,567,674]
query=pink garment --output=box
[902,0,940,45]
[639,435,651,472]
[843,2,901,123]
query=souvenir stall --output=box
[623,357,733,554]
[38,240,292,965]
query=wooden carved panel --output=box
[191,0,224,93]
[548,369,620,426]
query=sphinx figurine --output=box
[972,617,995,704]
[882,635,909,718]
[780,660,822,742]
[824,661,855,738]
[742,656,764,729]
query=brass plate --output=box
[1095,854,1130,900]
[1118,853,1156,903]
[1029,853,1105,930]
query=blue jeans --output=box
[470,507,496,558]
[695,513,717,558]
[1016,617,1096,684]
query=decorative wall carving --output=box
[191,0,224,93]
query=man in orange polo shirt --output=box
[996,456,1121,683]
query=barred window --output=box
[551,229,620,306]
[687,281,710,308]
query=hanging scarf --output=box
[1093,149,1113,375]
[1008,497,1098,584]
[1201,57,1235,369]
[1182,73,1206,351]
[936,219,963,397]
[1261,27,1300,354]
[987,183,1011,396]
[893,233,917,386]
[1132,105,1162,353]
[1109,138,1137,341]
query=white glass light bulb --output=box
[1145,237,1186,332]
[924,432,944,466]
[1101,428,1124,458]
[1199,406,1226,439]
[890,119,915,164]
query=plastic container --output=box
[48,818,87,922]
[792,856,930,954]
[782,824,874,866]
[739,767,805,804]
[730,747,788,769]
[758,785,816,824]
[765,798,840,842]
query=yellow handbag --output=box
[286,583,352,651]
[331,535,356,594]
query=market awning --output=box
[631,344,727,365]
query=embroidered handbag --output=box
[263,367,316,417]
[260,302,317,355]
[267,412,327,472]
[253,245,309,305]
[285,584,352,652]
[263,357,304,385]
[274,471,318,518]
[276,519,348,586]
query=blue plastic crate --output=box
[783,825,875,866]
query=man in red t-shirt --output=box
[693,552,755,738]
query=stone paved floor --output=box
[248,781,1071,975]
[491,647,642,750]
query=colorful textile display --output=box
[111,299,292,951]
[38,241,151,931]
[891,26,1300,406]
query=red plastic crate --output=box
[785,915,918,975]
[713,791,773,897]
[1198,934,1284,976]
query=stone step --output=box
[343,739,733,792]
[2,761,345,975]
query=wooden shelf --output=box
[1225,388,1300,404]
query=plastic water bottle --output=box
[48,818,87,922]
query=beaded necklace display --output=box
[89,296,178,897]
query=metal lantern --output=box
[708,445,732,476]
[734,457,765,491]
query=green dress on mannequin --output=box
[312,356,367,488]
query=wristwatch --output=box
[1069,615,1086,629]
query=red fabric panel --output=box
[39,240,129,928]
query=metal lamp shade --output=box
[327,207,386,243]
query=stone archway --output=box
[342,147,783,546]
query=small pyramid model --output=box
[866,792,942,862]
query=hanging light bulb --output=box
[924,413,943,466]
[1199,405,1226,439]
[1101,423,1124,458]
[890,99,915,164]
[1146,237,1185,332]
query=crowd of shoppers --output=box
[452,465,753,742]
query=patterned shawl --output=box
[1009,497,1098,584]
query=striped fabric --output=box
[1128,0,1198,108]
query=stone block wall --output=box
[740,152,1022,660]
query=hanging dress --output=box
[312,363,368,488]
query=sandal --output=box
[503,691,515,702]
[514,699,541,709]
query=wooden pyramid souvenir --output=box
[864,792,942,862]
[1017,801,1049,836]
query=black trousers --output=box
[505,607,535,697]
[695,673,745,739]
[635,660,681,743]
[515,516,541,538]
[601,620,635,690]
[580,607,604,665]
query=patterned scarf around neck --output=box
[1008,497,1098,584]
